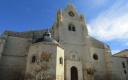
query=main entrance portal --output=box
[71,66,78,80]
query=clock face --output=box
[68,11,75,17]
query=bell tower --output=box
[52,4,89,80]
[52,4,88,44]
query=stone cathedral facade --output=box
[0,4,128,80]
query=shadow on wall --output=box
[0,69,24,80]
[94,74,121,80]
[12,71,25,80]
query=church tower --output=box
[52,4,92,80]
[52,4,88,44]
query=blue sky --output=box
[0,0,128,54]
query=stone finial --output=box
[80,14,86,23]
[57,9,63,22]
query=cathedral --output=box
[0,4,128,80]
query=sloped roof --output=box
[3,29,47,39]
[89,36,106,49]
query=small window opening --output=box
[32,56,36,63]
[93,54,98,60]
[68,26,72,31]
[124,70,127,74]
[59,57,63,64]
[68,24,76,32]
[72,27,76,31]
[122,62,126,68]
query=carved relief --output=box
[41,52,51,62]
[69,50,80,61]
[85,63,96,75]
[27,52,53,80]
[36,71,54,80]
[86,67,95,75]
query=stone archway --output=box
[71,66,78,80]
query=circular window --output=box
[93,54,98,60]
[68,11,75,17]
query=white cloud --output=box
[112,49,120,54]
[88,0,128,41]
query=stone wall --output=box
[89,47,108,80]
[56,46,64,80]
[25,42,64,80]
[0,36,30,80]
[111,56,128,80]
[0,38,5,59]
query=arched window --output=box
[68,24,76,32]
[124,70,127,74]
[72,26,76,31]
[122,62,126,68]
[32,56,36,63]
[93,54,98,60]
[59,57,63,64]
[68,25,72,31]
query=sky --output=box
[0,0,128,54]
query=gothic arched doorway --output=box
[71,66,78,80]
